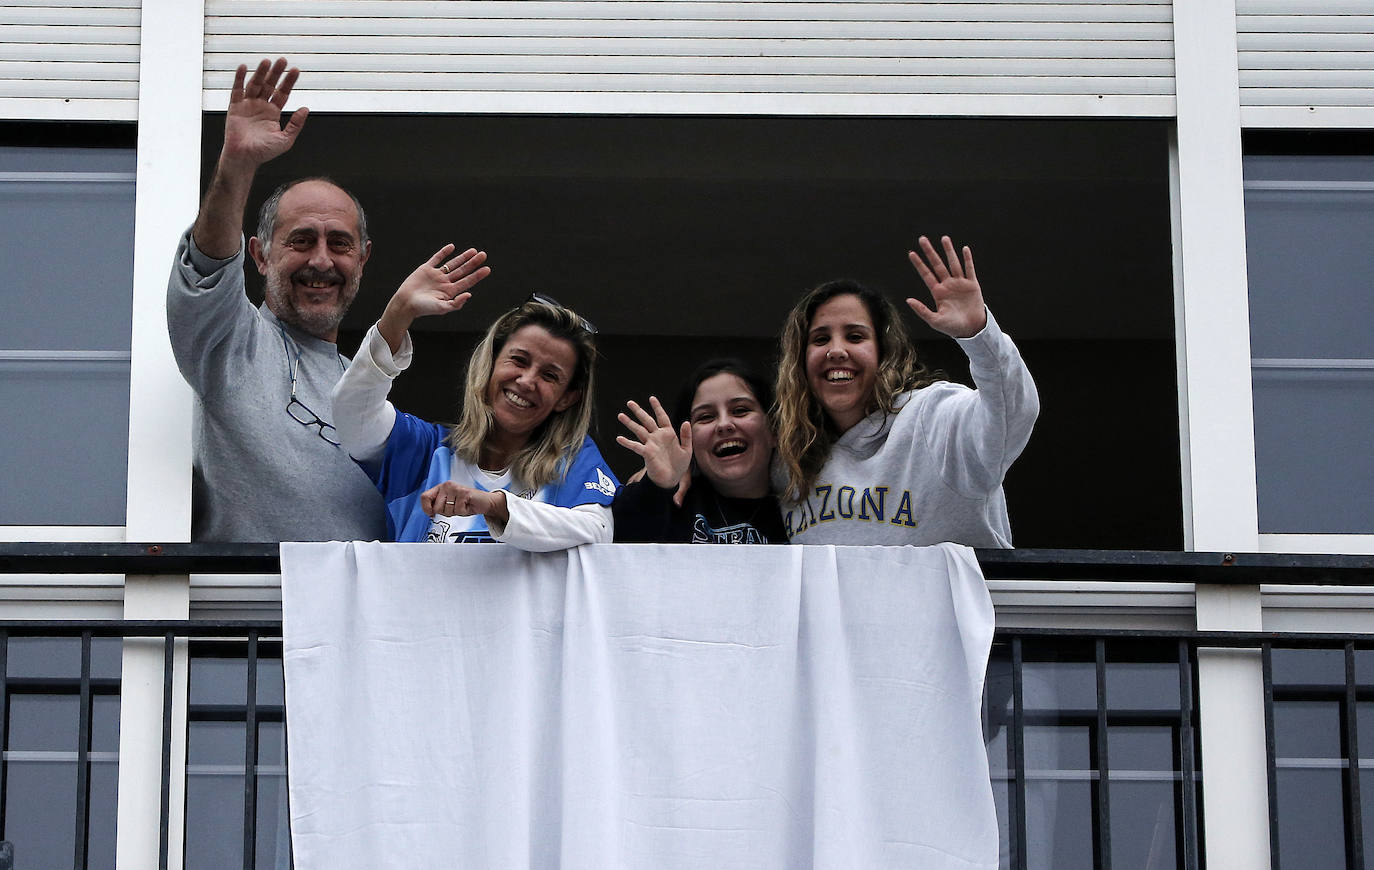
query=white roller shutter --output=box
[0,0,141,120]
[204,0,1175,116]
[1238,0,1374,128]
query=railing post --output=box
[1195,585,1272,870]
[116,579,190,870]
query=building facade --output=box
[2,1,1373,868]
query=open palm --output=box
[222,58,308,170]
[906,235,988,339]
[616,397,692,489]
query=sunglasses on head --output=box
[524,292,598,335]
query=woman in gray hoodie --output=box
[772,236,1039,548]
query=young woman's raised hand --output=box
[906,235,988,339]
[616,396,692,490]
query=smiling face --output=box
[249,180,370,341]
[805,293,880,433]
[484,324,582,451]
[688,372,775,498]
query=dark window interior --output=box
[203,114,1183,550]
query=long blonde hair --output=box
[446,299,598,489]
[773,280,938,501]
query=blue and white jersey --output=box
[366,410,618,543]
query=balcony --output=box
[1,545,1372,869]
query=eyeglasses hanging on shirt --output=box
[279,322,345,447]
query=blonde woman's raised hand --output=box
[378,245,490,351]
[906,235,988,339]
[616,396,692,490]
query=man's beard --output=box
[264,266,360,340]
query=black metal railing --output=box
[1,542,1372,585]
[1,545,1373,870]
[1261,638,1374,870]
[13,620,1345,870]
[1,621,279,870]
[992,630,1202,870]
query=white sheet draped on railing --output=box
[280,542,998,869]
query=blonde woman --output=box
[332,245,618,549]
[773,236,1038,548]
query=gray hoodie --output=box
[780,310,1038,548]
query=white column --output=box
[124,0,204,542]
[1172,1,1270,867]
[1194,586,1270,870]
[1170,0,1259,554]
[115,577,191,870]
[117,0,203,867]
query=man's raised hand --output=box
[221,58,309,173]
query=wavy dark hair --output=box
[673,358,774,428]
[773,279,939,500]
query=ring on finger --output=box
[440,263,451,274]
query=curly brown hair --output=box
[773,280,939,501]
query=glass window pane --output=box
[1026,779,1096,870]
[7,637,80,678]
[190,655,248,707]
[1359,701,1374,762]
[9,694,78,751]
[1023,659,1097,712]
[1109,780,1178,870]
[259,720,286,767]
[1356,649,1374,687]
[186,720,248,870]
[1025,724,1092,772]
[1244,153,1374,536]
[92,693,121,753]
[3,760,78,866]
[1273,648,1345,687]
[1253,368,1374,533]
[257,771,292,870]
[184,771,245,870]
[1244,156,1374,360]
[188,720,246,767]
[1363,771,1374,870]
[1274,700,1343,759]
[91,637,122,681]
[257,656,285,706]
[1108,726,1175,772]
[1105,660,1178,712]
[88,757,120,870]
[0,147,135,352]
[0,145,134,527]
[1275,768,1348,869]
[0,359,130,524]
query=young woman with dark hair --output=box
[772,235,1039,548]
[612,358,786,544]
